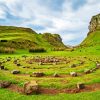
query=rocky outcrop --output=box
[42,33,65,47]
[89,14,100,33]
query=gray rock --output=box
[90,68,97,72]
[96,63,100,69]
[84,69,91,74]
[11,70,20,74]
[0,66,4,70]
[32,72,44,77]
[0,81,11,88]
[77,83,85,89]
[24,81,39,95]
[70,64,77,68]
[70,72,77,77]
[38,62,43,65]
[53,73,59,77]
[16,63,21,66]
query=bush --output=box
[0,40,8,42]
[29,48,46,53]
[0,47,16,54]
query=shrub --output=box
[29,47,46,53]
[0,40,8,42]
[0,47,16,54]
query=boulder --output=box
[11,70,20,74]
[77,83,85,89]
[0,81,11,88]
[24,81,39,95]
[70,72,77,77]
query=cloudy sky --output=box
[0,0,100,45]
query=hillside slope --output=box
[81,14,100,47]
[0,26,66,49]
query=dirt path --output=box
[6,83,100,95]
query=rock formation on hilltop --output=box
[88,13,100,33]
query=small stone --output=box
[70,64,77,68]
[16,63,21,66]
[0,81,11,88]
[13,60,18,64]
[84,69,91,74]
[53,73,59,77]
[90,68,97,72]
[11,70,20,74]
[70,72,77,77]
[96,63,100,69]
[38,62,43,65]
[6,58,11,61]
[53,62,57,65]
[80,61,84,65]
[24,81,39,95]
[0,66,4,70]
[22,66,26,68]
[77,83,85,89]
[32,72,44,77]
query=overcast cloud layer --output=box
[0,0,100,45]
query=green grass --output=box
[81,31,100,46]
[0,51,100,89]
[0,89,100,100]
[0,26,100,100]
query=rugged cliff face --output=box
[88,14,100,33]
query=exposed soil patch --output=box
[6,83,100,95]
[15,74,30,77]
[39,83,100,94]
[7,84,24,94]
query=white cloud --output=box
[0,6,6,19]
[0,0,100,45]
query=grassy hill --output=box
[0,26,66,50]
[81,31,100,47]
[80,14,100,48]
